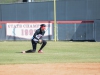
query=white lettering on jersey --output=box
[33,34,43,41]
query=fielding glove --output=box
[38,39,42,44]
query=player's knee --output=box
[43,40,47,45]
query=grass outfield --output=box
[0,41,100,64]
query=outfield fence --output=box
[1,20,100,42]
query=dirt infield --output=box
[0,63,100,75]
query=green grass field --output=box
[0,41,100,64]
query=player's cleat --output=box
[38,50,43,53]
[22,51,26,53]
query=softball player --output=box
[22,24,47,53]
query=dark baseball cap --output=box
[40,24,46,27]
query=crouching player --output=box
[22,24,47,53]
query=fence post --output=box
[54,0,57,42]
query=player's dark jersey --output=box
[32,28,45,41]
